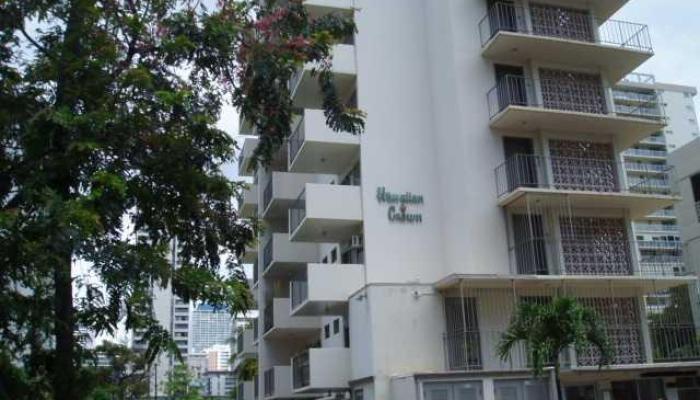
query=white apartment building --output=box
[670,138,700,322]
[235,1,700,400]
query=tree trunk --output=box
[554,364,563,400]
[52,1,93,398]
[53,256,76,400]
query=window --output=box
[324,324,330,339]
[494,379,549,400]
[353,389,364,400]
[330,248,338,263]
[692,173,700,203]
[423,382,483,400]
[322,256,328,264]
[333,318,340,334]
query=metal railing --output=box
[290,281,308,311]
[478,2,653,53]
[613,89,660,105]
[649,209,676,218]
[625,162,668,173]
[650,325,700,363]
[624,148,668,158]
[443,329,485,371]
[253,260,259,285]
[288,115,306,166]
[487,75,663,120]
[495,154,674,198]
[637,240,682,250]
[634,223,679,233]
[288,68,304,94]
[263,368,275,397]
[292,351,310,389]
[622,72,656,85]
[289,189,307,235]
[262,179,273,212]
[264,301,273,333]
[640,135,666,145]
[509,236,687,277]
[236,332,244,354]
[262,238,273,271]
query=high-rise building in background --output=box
[234,1,700,400]
[190,303,235,354]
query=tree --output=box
[84,342,149,400]
[235,358,257,382]
[0,0,363,399]
[165,363,203,400]
[496,296,612,400]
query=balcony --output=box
[242,240,258,264]
[495,155,679,218]
[440,289,700,374]
[624,148,668,160]
[238,138,259,177]
[262,298,320,340]
[260,233,321,278]
[290,264,364,316]
[263,366,316,399]
[235,325,257,359]
[259,172,323,219]
[236,381,255,400]
[289,184,363,242]
[634,223,679,233]
[289,44,356,109]
[479,3,652,82]
[239,184,258,218]
[508,237,689,288]
[487,76,665,149]
[625,162,668,175]
[287,110,360,174]
[291,348,351,393]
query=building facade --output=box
[235,1,700,400]
[190,303,235,354]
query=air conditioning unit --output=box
[350,235,363,249]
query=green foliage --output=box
[165,364,204,400]
[0,0,362,398]
[84,342,149,400]
[236,357,258,382]
[497,297,612,377]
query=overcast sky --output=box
[615,1,700,107]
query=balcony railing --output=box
[509,237,687,277]
[264,301,273,333]
[624,148,668,158]
[613,90,660,105]
[478,2,653,52]
[264,368,275,397]
[495,154,673,198]
[487,75,664,121]
[289,189,306,235]
[443,329,485,371]
[290,281,308,311]
[634,223,679,233]
[253,260,259,285]
[262,179,273,212]
[262,238,273,271]
[650,324,700,363]
[292,351,310,390]
[637,240,682,250]
[649,209,675,218]
[640,135,666,145]
[625,162,668,173]
[288,116,305,165]
[236,332,244,354]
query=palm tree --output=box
[496,296,613,400]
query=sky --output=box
[615,1,700,110]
